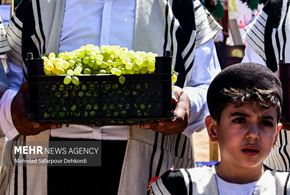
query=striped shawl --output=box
[244,0,290,72]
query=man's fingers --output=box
[141,120,183,135]
[19,122,62,135]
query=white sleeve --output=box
[0,62,24,140]
[182,39,221,136]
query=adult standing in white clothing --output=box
[0,0,222,194]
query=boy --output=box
[242,0,290,171]
[150,63,290,194]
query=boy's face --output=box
[206,102,281,169]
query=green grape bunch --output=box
[42,45,160,85]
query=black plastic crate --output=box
[26,56,173,125]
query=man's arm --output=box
[141,39,221,135]
[0,62,24,139]
[0,61,62,140]
[182,39,221,136]
[0,59,8,137]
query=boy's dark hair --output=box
[207,63,282,122]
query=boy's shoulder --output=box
[161,166,216,182]
[183,165,215,177]
[150,166,218,195]
[257,168,290,194]
[264,168,290,183]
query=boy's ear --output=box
[274,123,283,144]
[205,116,218,142]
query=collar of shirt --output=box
[59,0,136,53]
[215,174,257,195]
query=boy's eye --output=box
[261,120,274,127]
[232,117,245,124]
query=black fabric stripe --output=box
[185,58,194,75]
[177,136,186,167]
[8,46,21,58]
[161,170,187,194]
[0,172,7,190]
[169,135,174,154]
[35,0,46,53]
[194,4,202,11]
[208,18,215,26]
[258,13,267,22]
[8,48,22,61]
[194,11,203,21]
[13,137,22,195]
[248,27,264,46]
[175,133,181,156]
[184,169,193,195]
[281,2,290,61]
[172,0,196,87]
[264,0,281,71]
[170,25,174,53]
[263,0,282,29]
[183,137,190,164]
[20,0,42,68]
[163,1,169,55]
[148,132,159,182]
[263,164,273,170]
[253,19,265,38]
[180,136,187,158]
[247,34,264,57]
[282,132,290,170]
[195,17,207,28]
[183,39,196,64]
[170,17,175,54]
[23,136,27,195]
[14,165,18,195]
[23,164,27,195]
[7,52,22,66]
[176,156,181,168]
[275,131,286,170]
[174,35,186,87]
[155,135,165,177]
[6,34,22,55]
[209,24,220,35]
[172,0,195,35]
[155,180,165,195]
[182,39,195,68]
[196,24,208,35]
[284,172,290,195]
[0,39,8,43]
[278,132,288,170]
[7,26,22,40]
[32,32,42,54]
[10,17,22,31]
[272,147,284,170]
[265,154,273,169]
[274,30,281,61]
